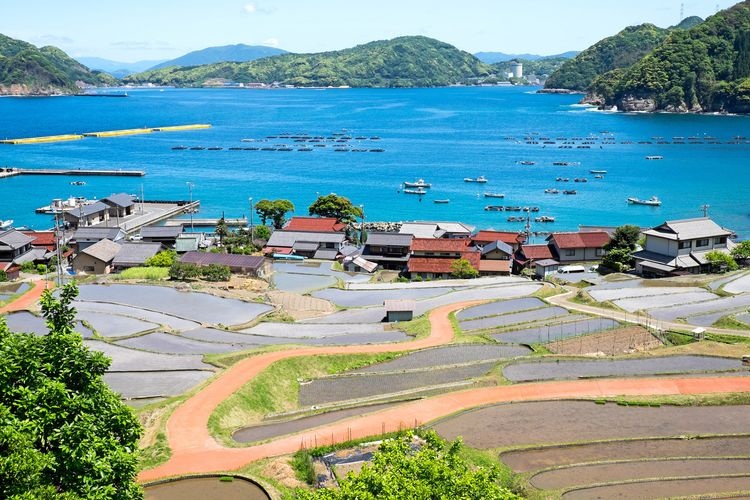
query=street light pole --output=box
[186,182,194,231]
[249,197,254,240]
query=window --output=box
[565,249,576,257]
[84,266,95,272]
[595,248,604,256]
[678,240,691,249]
[714,236,727,245]
[695,238,709,248]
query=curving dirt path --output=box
[0,280,53,314]
[139,300,750,482]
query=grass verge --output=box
[111,266,169,281]
[712,315,750,331]
[209,353,399,445]
[392,314,430,339]
[601,392,750,407]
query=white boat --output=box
[483,192,505,198]
[433,199,450,204]
[645,155,663,160]
[627,195,662,206]
[403,188,427,195]
[0,219,13,229]
[464,176,488,183]
[589,169,607,174]
[403,179,432,188]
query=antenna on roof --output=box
[700,204,710,217]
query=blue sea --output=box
[1,86,749,239]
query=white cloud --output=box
[243,3,257,14]
[262,37,280,47]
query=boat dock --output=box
[0,124,211,144]
[0,167,144,179]
[164,217,248,227]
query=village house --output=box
[477,240,513,275]
[361,232,413,271]
[62,201,110,229]
[72,238,121,274]
[633,217,734,276]
[264,230,347,260]
[112,242,165,271]
[407,238,480,279]
[0,230,37,278]
[140,226,184,248]
[513,243,556,274]
[101,193,136,219]
[284,216,347,232]
[470,230,526,252]
[72,227,126,252]
[399,221,475,239]
[546,231,611,262]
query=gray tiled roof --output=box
[141,226,184,238]
[180,251,265,269]
[73,227,125,241]
[113,242,164,266]
[0,230,34,250]
[313,248,340,260]
[81,239,122,262]
[102,193,135,208]
[365,232,413,247]
[481,240,513,256]
[644,217,732,241]
[266,230,346,248]
[69,201,109,218]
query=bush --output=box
[168,262,202,280]
[201,264,231,282]
[450,258,479,279]
[253,225,271,241]
[601,248,632,272]
[145,250,177,268]
[706,250,738,272]
[20,261,36,273]
[0,270,7,282]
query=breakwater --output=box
[0,123,211,144]
[0,167,144,178]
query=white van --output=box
[558,265,586,274]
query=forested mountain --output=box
[590,1,750,113]
[76,57,166,78]
[475,51,578,64]
[148,44,288,71]
[0,33,116,95]
[492,57,570,78]
[125,36,493,88]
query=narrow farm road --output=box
[0,280,53,313]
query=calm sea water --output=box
[1,87,749,239]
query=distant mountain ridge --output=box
[149,44,288,70]
[75,57,167,78]
[475,51,578,64]
[0,33,116,95]
[125,36,493,88]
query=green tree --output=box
[0,283,142,499]
[201,264,231,282]
[144,249,177,267]
[450,258,479,279]
[296,431,519,500]
[308,194,363,224]
[706,250,739,272]
[731,240,750,261]
[605,224,641,251]
[601,248,632,272]
[253,225,271,241]
[0,270,7,282]
[168,262,202,280]
[255,199,295,229]
[215,216,230,244]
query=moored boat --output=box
[0,219,13,229]
[544,188,559,194]
[645,155,663,160]
[485,205,504,211]
[483,192,505,198]
[434,199,450,204]
[464,176,488,183]
[563,190,577,195]
[534,216,555,223]
[589,169,607,174]
[627,195,661,206]
[404,188,427,195]
[404,179,432,188]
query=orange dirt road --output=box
[0,280,53,314]
[139,300,750,482]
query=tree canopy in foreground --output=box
[0,283,142,499]
[296,431,519,500]
[308,194,362,224]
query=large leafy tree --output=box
[605,224,641,251]
[0,283,142,499]
[255,199,295,229]
[450,258,479,279]
[308,194,362,224]
[297,431,519,499]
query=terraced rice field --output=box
[5,310,94,337]
[612,291,718,313]
[312,287,455,307]
[75,310,158,337]
[104,371,213,399]
[73,301,200,331]
[83,340,211,371]
[546,325,661,355]
[648,294,750,325]
[492,317,618,344]
[501,436,750,473]
[460,306,569,331]
[350,344,530,373]
[0,282,30,301]
[240,323,387,339]
[587,286,708,302]
[737,312,750,324]
[502,355,744,382]
[299,362,496,406]
[431,401,750,448]
[563,476,750,499]
[144,475,270,500]
[454,298,546,320]
[117,332,257,354]
[233,402,401,443]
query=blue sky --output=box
[2,0,739,62]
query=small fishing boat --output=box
[518,161,536,165]
[70,181,86,186]
[627,195,661,206]
[589,169,607,174]
[483,192,505,198]
[574,178,588,183]
[404,179,432,188]
[645,155,663,160]
[594,174,604,179]
[434,199,450,204]
[563,190,577,195]
[484,205,504,211]
[404,188,427,195]
[535,216,555,223]
[0,219,13,229]
[544,188,559,194]
[464,176,488,183]
[171,145,188,150]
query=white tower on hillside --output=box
[510,61,523,79]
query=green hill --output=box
[125,36,493,88]
[544,24,671,91]
[597,1,750,112]
[0,33,116,95]
[148,44,288,71]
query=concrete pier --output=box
[0,168,144,178]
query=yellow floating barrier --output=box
[0,134,83,144]
[83,128,154,138]
[153,124,212,132]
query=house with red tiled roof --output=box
[21,231,57,252]
[513,243,556,274]
[471,230,526,251]
[408,238,480,279]
[284,216,347,233]
[546,231,611,262]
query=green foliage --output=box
[168,261,202,280]
[115,267,170,280]
[491,57,569,79]
[705,250,739,272]
[545,24,669,91]
[450,258,479,279]
[0,283,142,498]
[201,264,231,282]
[0,270,7,282]
[606,224,641,251]
[253,224,271,241]
[308,194,362,224]
[215,216,230,244]
[601,248,632,272]
[144,249,177,268]
[255,199,295,229]
[731,240,750,260]
[295,431,519,499]
[20,261,36,273]
[124,36,492,88]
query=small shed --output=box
[534,258,560,279]
[384,299,415,322]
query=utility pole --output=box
[186,182,194,231]
[248,197,254,240]
[700,204,710,218]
